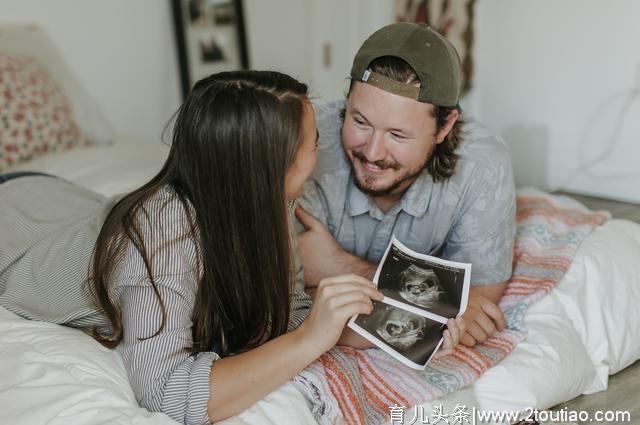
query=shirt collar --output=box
[400,170,433,217]
[347,178,380,218]
[346,169,433,219]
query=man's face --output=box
[341,81,443,197]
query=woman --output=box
[0,70,463,424]
[86,70,388,423]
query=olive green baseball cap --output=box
[350,22,462,107]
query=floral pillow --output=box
[0,52,91,171]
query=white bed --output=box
[2,136,640,425]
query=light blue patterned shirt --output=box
[298,101,516,285]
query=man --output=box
[295,22,516,348]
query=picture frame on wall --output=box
[171,0,250,98]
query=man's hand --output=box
[296,206,376,286]
[434,316,466,358]
[460,292,505,347]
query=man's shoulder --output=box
[457,119,511,165]
[436,119,514,206]
[311,99,351,179]
[449,119,513,187]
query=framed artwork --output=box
[395,0,475,95]
[171,0,250,98]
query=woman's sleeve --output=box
[112,198,217,425]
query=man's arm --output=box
[296,206,378,348]
[295,206,377,286]
[471,281,508,304]
[442,136,515,346]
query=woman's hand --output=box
[433,316,466,359]
[206,274,381,422]
[297,273,383,356]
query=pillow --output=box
[0,307,181,425]
[553,219,640,378]
[0,306,318,425]
[0,52,91,170]
[0,24,113,146]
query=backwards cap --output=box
[350,22,462,107]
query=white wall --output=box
[243,0,313,87]
[244,0,393,102]
[3,0,638,202]
[2,0,182,141]
[0,0,390,140]
[306,0,394,102]
[469,0,640,202]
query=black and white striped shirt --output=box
[0,177,311,425]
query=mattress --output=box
[2,140,639,425]
[4,136,170,198]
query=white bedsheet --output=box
[2,141,640,425]
[4,136,170,198]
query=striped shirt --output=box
[0,177,311,425]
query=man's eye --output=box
[354,117,366,126]
[391,133,406,140]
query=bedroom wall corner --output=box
[1,0,183,143]
[468,0,640,203]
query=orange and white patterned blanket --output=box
[292,190,609,425]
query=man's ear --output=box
[435,108,460,145]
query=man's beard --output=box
[350,150,429,197]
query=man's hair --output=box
[348,56,464,183]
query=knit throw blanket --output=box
[291,189,610,425]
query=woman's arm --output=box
[206,274,383,422]
[118,252,381,424]
[115,194,382,423]
[206,324,314,421]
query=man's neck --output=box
[373,193,403,213]
[371,177,418,213]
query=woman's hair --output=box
[346,56,464,183]
[90,70,309,356]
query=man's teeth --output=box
[366,162,382,170]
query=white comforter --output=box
[2,139,640,425]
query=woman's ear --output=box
[435,109,460,145]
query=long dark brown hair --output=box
[90,70,309,356]
[347,56,464,183]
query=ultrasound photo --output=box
[348,237,471,369]
[353,301,445,368]
[376,243,468,318]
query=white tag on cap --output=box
[362,69,371,82]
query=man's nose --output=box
[362,131,386,162]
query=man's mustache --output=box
[351,150,400,171]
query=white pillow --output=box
[0,24,114,145]
[0,306,317,425]
[0,307,179,425]
[431,285,600,418]
[553,219,640,379]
